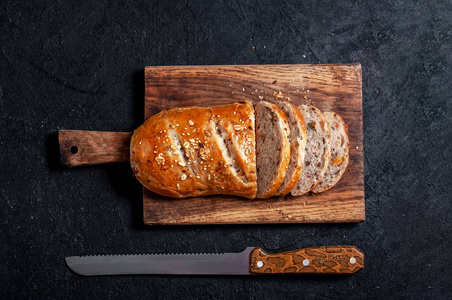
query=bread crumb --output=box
[273,91,284,99]
[258,95,264,100]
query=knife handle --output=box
[249,246,364,275]
[59,130,132,167]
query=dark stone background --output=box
[1,0,451,299]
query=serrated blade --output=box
[65,247,254,276]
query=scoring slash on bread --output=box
[130,100,349,199]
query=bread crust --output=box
[311,112,349,193]
[130,101,257,199]
[276,102,307,196]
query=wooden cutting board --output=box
[143,64,364,225]
[59,64,365,225]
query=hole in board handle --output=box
[70,146,78,154]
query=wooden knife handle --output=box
[58,130,133,167]
[249,246,364,275]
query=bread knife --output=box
[65,245,364,276]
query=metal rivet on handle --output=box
[257,261,263,268]
[303,259,310,266]
[350,257,356,264]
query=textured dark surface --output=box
[1,0,451,299]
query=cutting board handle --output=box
[58,130,133,167]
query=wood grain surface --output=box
[59,130,132,167]
[249,246,364,274]
[143,64,365,225]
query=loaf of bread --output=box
[130,101,257,199]
[131,100,348,199]
[312,111,349,193]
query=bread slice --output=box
[255,101,290,198]
[312,112,349,193]
[275,102,307,196]
[291,105,331,196]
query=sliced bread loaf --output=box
[291,105,331,196]
[255,101,291,198]
[275,101,307,196]
[312,112,349,193]
[130,101,257,199]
